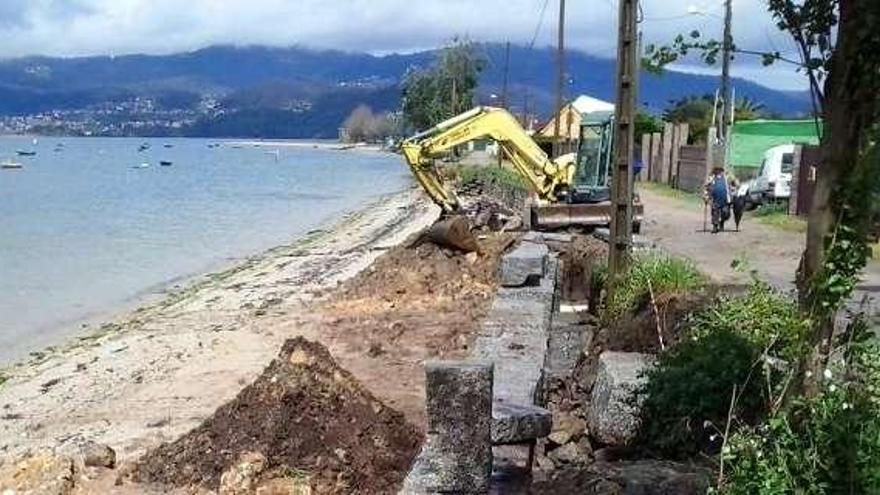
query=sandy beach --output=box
[0,187,439,463]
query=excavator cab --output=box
[531,110,643,231]
[570,111,614,204]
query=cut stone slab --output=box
[408,361,494,494]
[588,351,653,446]
[532,460,712,494]
[546,321,592,378]
[492,401,552,445]
[499,241,548,287]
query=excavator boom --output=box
[400,105,643,234]
[401,106,576,213]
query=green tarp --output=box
[730,120,821,169]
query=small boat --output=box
[132,163,150,169]
[16,150,36,156]
[1,159,23,169]
[159,160,173,166]
[163,144,174,148]
[138,143,150,152]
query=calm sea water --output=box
[0,137,410,365]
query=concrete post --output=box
[650,132,662,182]
[425,361,494,494]
[640,134,651,181]
[669,124,681,188]
[661,122,674,185]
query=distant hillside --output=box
[0,44,811,138]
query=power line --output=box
[528,0,552,49]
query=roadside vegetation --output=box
[751,202,808,233]
[603,254,705,320]
[448,163,527,194]
[632,275,880,493]
[446,163,529,209]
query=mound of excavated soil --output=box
[134,337,421,494]
[323,232,516,358]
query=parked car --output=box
[740,144,796,209]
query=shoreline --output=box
[0,190,400,369]
[1,187,416,371]
[0,187,439,461]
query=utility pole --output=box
[719,0,733,147]
[498,41,511,168]
[501,41,511,109]
[552,0,566,158]
[608,0,638,276]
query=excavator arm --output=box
[401,106,576,212]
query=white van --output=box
[743,144,796,206]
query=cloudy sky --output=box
[0,0,807,90]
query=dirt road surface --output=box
[639,186,880,313]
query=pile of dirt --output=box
[597,293,711,355]
[134,337,421,494]
[324,232,516,359]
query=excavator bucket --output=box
[423,215,480,253]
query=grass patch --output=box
[638,182,704,209]
[0,372,7,388]
[604,254,706,320]
[749,203,807,233]
[753,212,807,233]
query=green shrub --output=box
[639,328,763,457]
[690,282,811,363]
[604,254,705,320]
[638,283,811,458]
[448,164,528,194]
[721,323,880,494]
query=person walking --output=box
[704,166,738,233]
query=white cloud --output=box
[0,0,809,90]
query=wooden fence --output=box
[640,123,711,193]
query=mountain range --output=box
[0,43,812,138]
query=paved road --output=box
[638,187,880,320]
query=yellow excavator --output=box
[401,106,643,235]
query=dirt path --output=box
[0,188,440,464]
[639,185,880,309]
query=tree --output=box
[661,95,764,144]
[646,0,880,391]
[341,105,399,143]
[635,111,664,143]
[662,95,715,144]
[734,97,766,121]
[401,39,485,131]
[342,105,377,143]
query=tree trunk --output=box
[798,0,876,390]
